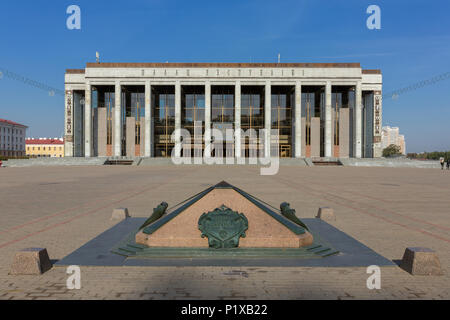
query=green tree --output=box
[382,144,402,157]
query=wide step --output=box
[312,161,342,166]
[104,159,134,165]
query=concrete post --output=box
[204,80,211,155]
[325,81,332,158]
[114,81,122,157]
[355,81,362,158]
[264,80,271,158]
[234,81,241,158]
[84,83,92,157]
[145,81,151,157]
[174,81,181,158]
[294,81,302,158]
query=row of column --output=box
[83,81,153,158]
[82,80,363,158]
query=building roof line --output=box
[26,138,64,145]
[362,69,381,74]
[0,118,28,127]
[82,62,362,69]
[66,69,85,74]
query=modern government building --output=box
[64,62,382,159]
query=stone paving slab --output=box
[0,165,449,299]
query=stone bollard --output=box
[399,247,442,275]
[9,248,52,275]
[111,208,130,221]
[316,207,336,221]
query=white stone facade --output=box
[64,63,383,159]
[0,119,27,157]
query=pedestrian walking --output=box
[440,157,445,170]
[447,158,450,170]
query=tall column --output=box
[204,80,211,155]
[84,83,92,157]
[64,89,74,157]
[325,81,332,157]
[264,80,271,158]
[373,91,383,157]
[294,81,302,158]
[234,81,241,158]
[144,80,151,157]
[114,81,122,156]
[355,81,362,158]
[174,81,181,158]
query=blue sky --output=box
[0,0,449,153]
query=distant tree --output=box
[406,151,450,160]
[382,144,402,157]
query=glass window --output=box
[241,87,264,158]
[154,87,175,157]
[183,93,205,129]
[130,92,145,145]
[211,86,234,126]
[331,92,342,146]
[181,87,205,157]
[105,91,115,145]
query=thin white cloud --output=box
[305,52,395,59]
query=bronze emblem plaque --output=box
[198,205,248,249]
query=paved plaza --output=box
[0,164,449,299]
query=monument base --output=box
[135,182,314,249]
[55,218,395,267]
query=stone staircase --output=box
[311,158,343,166]
[3,157,106,167]
[104,156,136,165]
[2,156,439,169]
[339,157,440,168]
